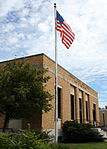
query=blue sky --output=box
[0,0,107,108]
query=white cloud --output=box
[2,23,15,32]
[8,37,18,44]
[38,22,50,32]
[0,0,25,17]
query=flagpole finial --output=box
[54,3,56,8]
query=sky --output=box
[0,0,107,108]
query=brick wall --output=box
[0,53,100,130]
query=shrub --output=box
[0,130,50,149]
[62,121,104,143]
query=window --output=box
[79,90,83,123]
[79,98,82,123]
[86,100,89,121]
[93,104,96,121]
[58,87,61,119]
[71,94,75,120]
[103,113,105,126]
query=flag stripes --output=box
[56,11,75,49]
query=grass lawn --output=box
[49,142,107,149]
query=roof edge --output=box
[0,53,45,64]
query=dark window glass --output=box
[103,113,105,126]
[86,101,89,121]
[58,88,61,118]
[71,94,75,120]
[79,98,82,123]
[93,104,96,121]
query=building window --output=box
[58,87,61,119]
[103,113,105,126]
[86,100,89,121]
[93,104,96,122]
[70,94,75,120]
[79,98,82,123]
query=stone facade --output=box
[0,53,100,131]
[99,108,107,126]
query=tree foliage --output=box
[0,61,53,131]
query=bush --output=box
[62,121,104,143]
[0,130,50,149]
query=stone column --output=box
[88,95,92,124]
[75,88,79,123]
[82,92,86,123]
[96,103,100,126]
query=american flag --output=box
[56,11,75,49]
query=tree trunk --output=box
[2,113,10,132]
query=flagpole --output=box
[54,3,58,143]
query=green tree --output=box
[0,61,53,132]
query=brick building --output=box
[0,53,100,132]
[99,107,107,127]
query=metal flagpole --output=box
[54,3,58,143]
